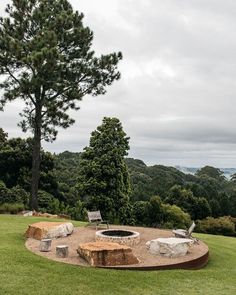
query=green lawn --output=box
[0,215,235,295]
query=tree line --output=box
[1,121,236,235]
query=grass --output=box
[0,215,236,295]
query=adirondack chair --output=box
[172,221,196,239]
[87,211,109,230]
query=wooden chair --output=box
[87,211,109,230]
[172,221,196,239]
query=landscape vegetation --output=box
[1,124,236,237]
[0,1,236,294]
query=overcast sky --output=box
[1,0,236,167]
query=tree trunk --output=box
[56,245,69,258]
[30,104,42,211]
[40,239,52,252]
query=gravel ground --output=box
[25,225,209,269]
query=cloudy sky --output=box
[1,0,236,167]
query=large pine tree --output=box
[0,0,122,210]
[77,117,131,223]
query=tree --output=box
[196,166,225,181]
[77,117,131,223]
[145,196,164,227]
[0,128,8,146]
[0,0,122,210]
[162,203,191,229]
[0,137,56,194]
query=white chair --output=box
[173,221,196,238]
[87,210,109,230]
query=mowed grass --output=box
[0,215,236,295]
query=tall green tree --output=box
[77,117,131,223]
[0,0,122,210]
[196,166,225,181]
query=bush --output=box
[162,204,191,229]
[0,181,29,206]
[0,181,10,204]
[66,201,87,221]
[133,201,148,225]
[145,196,164,227]
[8,186,29,206]
[0,203,24,214]
[196,216,235,236]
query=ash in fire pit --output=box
[102,230,135,237]
[95,229,140,246]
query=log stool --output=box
[56,245,69,258]
[40,239,52,252]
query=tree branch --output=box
[5,65,36,106]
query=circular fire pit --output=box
[95,229,140,246]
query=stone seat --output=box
[146,237,193,258]
[25,221,74,240]
[77,241,139,266]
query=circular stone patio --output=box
[25,225,209,270]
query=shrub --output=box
[0,181,10,204]
[133,201,148,225]
[118,202,135,225]
[8,186,29,206]
[0,203,24,214]
[66,201,87,221]
[196,216,235,236]
[0,181,29,206]
[162,204,191,229]
[145,196,164,227]
[38,190,54,209]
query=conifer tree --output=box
[0,0,122,209]
[77,117,131,223]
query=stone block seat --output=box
[77,241,139,266]
[25,221,74,240]
[146,237,193,258]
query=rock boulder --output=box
[25,221,74,240]
[77,241,139,266]
[146,237,193,258]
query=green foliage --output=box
[0,0,122,141]
[0,0,122,210]
[0,127,7,145]
[132,196,191,229]
[144,196,164,227]
[194,197,212,219]
[196,166,225,181]
[0,203,24,214]
[0,136,60,196]
[77,117,131,223]
[165,185,197,218]
[0,181,29,205]
[118,202,135,225]
[0,180,8,202]
[165,185,211,220]
[127,163,186,202]
[162,204,191,229]
[66,200,87,221]
[37,190,54,209]
[196,216,235,236]
[53,151,82,188]
[133,201,148,225]
[7,185,30,206]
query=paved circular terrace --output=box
[25,225,209,271]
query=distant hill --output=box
[175,166,236,179]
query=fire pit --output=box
[95,229,140,246]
